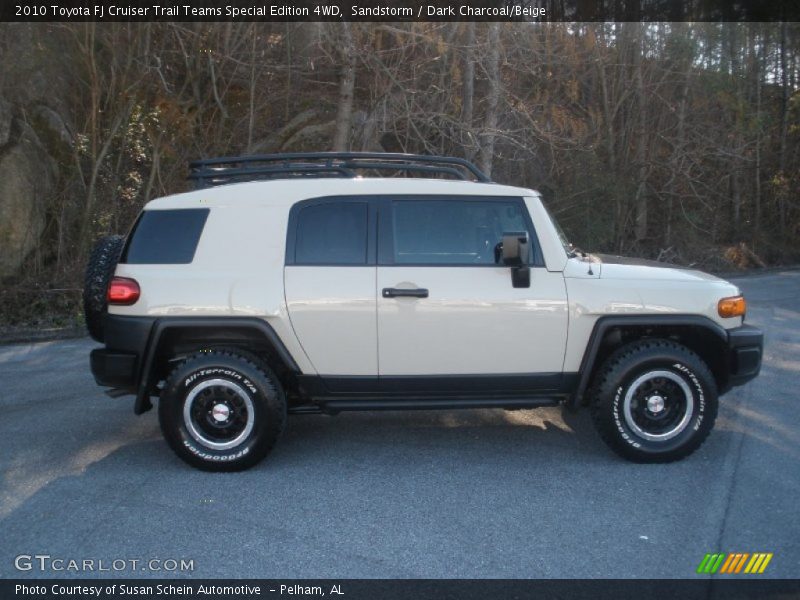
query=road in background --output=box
[1,272,798,578]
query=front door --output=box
[376,196,568,392]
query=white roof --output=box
[147,177,539,210]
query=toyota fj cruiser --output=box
[85,152,763,471]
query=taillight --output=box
[107,277,140,305]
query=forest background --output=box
[0,21,797,329]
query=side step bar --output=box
[288,396,561,415]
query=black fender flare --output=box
[134,317,302,414]
[570,314,729,409]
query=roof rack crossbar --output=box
[338,162,466,179]
[189,165,356,188]
[188,152,490,188]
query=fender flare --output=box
[134,317,301,414]
[570,314,729,409]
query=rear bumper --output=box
[726,324,763,388]
[89,314,155,396]
[90,348,137,389]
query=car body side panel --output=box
[562,265,744,372]
[284,266,378,376]
[110,202,317,374]
[376,266,568,375]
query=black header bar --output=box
[3,579,800,600]
[2,0,799,22]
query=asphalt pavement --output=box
[0,271,798,579]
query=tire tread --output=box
[159,349,286,471]
[83,234,125,342]
[589,339,718,463]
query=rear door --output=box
[284,197,378,388]
[376,195,568,391]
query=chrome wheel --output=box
[183,378,255,450]
[623,370,694,442]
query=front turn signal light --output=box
[718,295,746,318]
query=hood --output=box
[593,254,727,284]
[594,253,690,269]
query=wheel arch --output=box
[135,317,301,415]
[571,315,730,408]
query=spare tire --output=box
[83,234,125,343]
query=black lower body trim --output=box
[299,373,579,398]
[293,373,576,413]
[310,396,561,414]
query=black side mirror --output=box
[500,231,530,266]
[498,231,531,288]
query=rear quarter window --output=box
[121,208,209,264]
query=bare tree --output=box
[478,23,502,177]
[332,22,356,151]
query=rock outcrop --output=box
[0,24,69,280]
[0,101,57,279]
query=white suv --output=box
[85,153,763,471]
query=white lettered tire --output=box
[159,350,286,471]
[590,340,718,463]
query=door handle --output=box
[382,287,429,299]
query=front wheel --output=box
[159,350,286,471]
[590,339,718,463]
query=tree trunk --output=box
[462,22,475,131]
[332,22,356,152]
[247,25,257,151]
[633,24,648,243]
[778,20,789,233]
[666,26,694,247]
[754,50,762,240]
[478,23,501,178]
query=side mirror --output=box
[498,231,531,288]
[500,231,531,266]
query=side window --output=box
[391,199,529,265]
[294,202,369,265]
[122,208,209,264]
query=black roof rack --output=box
[188,152,491,188]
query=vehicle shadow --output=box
[273,404,605,467]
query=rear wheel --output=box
[159,350,286,471]
[83,234,125,342]
[590,339,718,463]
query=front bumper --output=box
[726,324,763,388]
